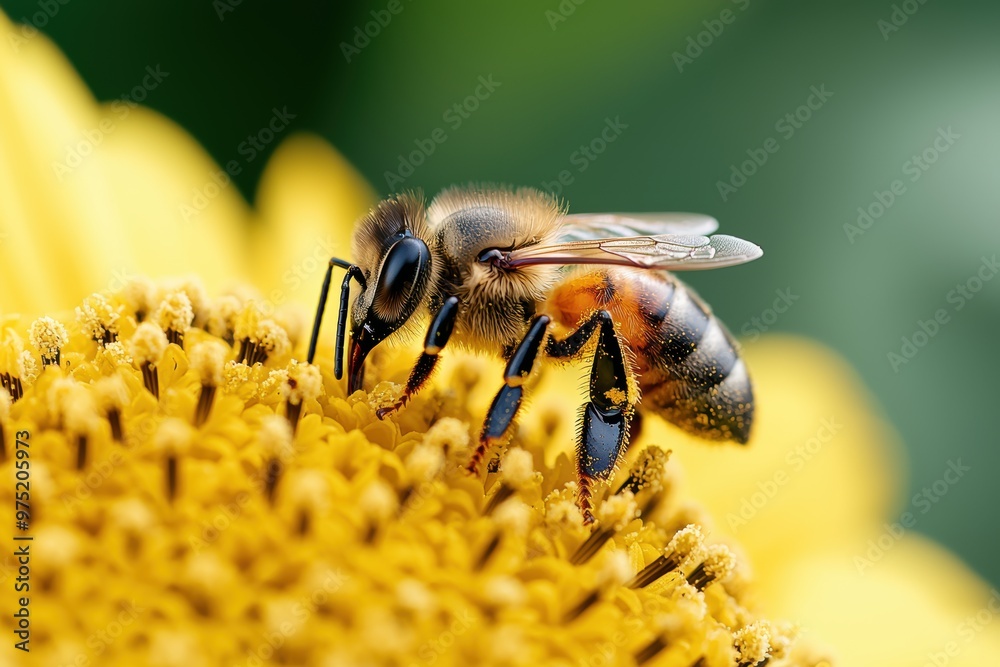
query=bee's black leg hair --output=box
[376,296,460,420]
[549,311,634,524]
[307,258,367,380]
[466,315,551,475]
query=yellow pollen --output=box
[155,418,193,455]
[75,293,121,343]
[701,544,737,582]
[359,479,398,522]
[597,490,638,530]
[128,322,168,365]
[423,417,470,452]
[668,524,705,562]
[28,316,68,362]
[259,413,294,459]
[122,276,156,318]
[603,387,626,404]
[500,446,535,488]
[597,550,632,588]
[153,290,195,335]
[734,620,772,666]
[404,442,445,482]
[493,498,532,535]
[188,340,229,386]
[205,294,242,339]
[91,375,129,411]
[286,360,322,404]
[98,340,133,367]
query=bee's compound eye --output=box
[373,237,429,317]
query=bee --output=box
[307,185,762,522]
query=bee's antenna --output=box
[307,258,366,379]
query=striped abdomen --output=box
[546,268,753,444]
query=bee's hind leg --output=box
[376,296,460,420]
[548,311,634,525]
[467,315,551,475]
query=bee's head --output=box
[346,193,434,393]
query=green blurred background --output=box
[7,0,998,584]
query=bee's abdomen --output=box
[546,269,753,444]
[638,276,753,444]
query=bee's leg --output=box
[376,296,460,420]
[467,315,551,475]
[307,258,367,381]
[548,311,633,524]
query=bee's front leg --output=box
[376,296,459,420]
[466,315,551,475]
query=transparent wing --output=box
[557,212,719,243]
[506,233,763,271]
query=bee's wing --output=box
[506,233,762,271]
[557,212,719,242]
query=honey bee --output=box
[307,185,762,522]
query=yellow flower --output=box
[2,11,1000,667]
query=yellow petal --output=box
[766,536,1000,666]
[0,11,248,315]
[250,133,376,311]
[639,335,906,566]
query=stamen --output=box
[564,550,631,621]
[634,637,669,665]
[28,316,68,367]
[401,442,445,508]
[205,294,242,344]
[259,414,294,505]
[155,419,192,503]
[570,492,637,565]
[628,524,704,588]
[686,544,736,592]
[615,445,669,495]
[188,341,228,427]
[128,322,168,399]
[153,290,194,347]
[75,293,121,345]
[423,417,470,459]
[765,621,799,663]
[62,386,98,470]
[285,361,321,433]
[92,376,129,443]
[288,470,327,536]
[477,498,530,569]
[734,621,772,667]
[123,276,156,322]
[484,447,535,515]
[359,479,398,543]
